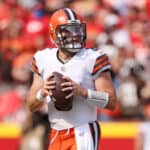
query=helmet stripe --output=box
[64,8,77,20]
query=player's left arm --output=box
[61,70,117,110]
[94,70,117,110]
[62,50,117,110]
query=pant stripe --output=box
[95,121,101,150]
[89,121,101,150]
[89,122,96,148]
[93,122,98,150]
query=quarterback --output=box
[27,8,117,150]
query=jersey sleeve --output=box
[31,56,41,76]
[88,50,111,79]
[31,51,43,77]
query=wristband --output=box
[87,89,109,108]
[36,89,44,101]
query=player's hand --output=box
[41,74,56,97]
[61,76,87,99]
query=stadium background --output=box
[1,0,150,150]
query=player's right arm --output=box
[27,73,55,112]
[27,51,56,112]
[27,73,45,112]
[27,53,49,112]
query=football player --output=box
[27,8,117,150]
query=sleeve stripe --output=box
[32,57,37,66]
[94,55,109,69]
[92,61,110,75]
[31,57,41,76]
[32,61,38,70]
[95,54,108,66]
[32,65,41,76]
[92,54,110,75]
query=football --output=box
[52,72,73,111]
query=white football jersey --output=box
[32,48,111,130]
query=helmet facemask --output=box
[55,22,86,53]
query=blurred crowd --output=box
[1,0,150,149]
